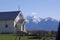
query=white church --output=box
[0,10,26,34]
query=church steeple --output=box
[18,5,20,11]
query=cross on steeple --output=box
[18,5,20,11]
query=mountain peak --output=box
[27,15,41,23]
[26,16,59,31]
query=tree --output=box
[56,21,60,40]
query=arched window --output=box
[5,24,8,28]
[15,25,17,28]
[23,24,24,31]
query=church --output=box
[0,10,26,33]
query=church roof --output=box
[0,11,20,20]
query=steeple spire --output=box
[18,5,20,11]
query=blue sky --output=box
[0,0,60,20]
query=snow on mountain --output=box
[26,16,59,31]
[27,15,41,23]
[32,16,41,23]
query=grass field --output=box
[0,34,56,40]
[0,34,28,40]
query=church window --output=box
[5,24,8,28]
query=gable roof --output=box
[0,11,20,20]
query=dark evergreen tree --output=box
[56,21,60,40]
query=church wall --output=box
[0,20,16,33]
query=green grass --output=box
[0,34,56,40]
[0,34,28,40]
[0,34,15,40]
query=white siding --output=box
[0,20,16,33]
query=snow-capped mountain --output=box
[26,16,59,31]
[26,15,42,23]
